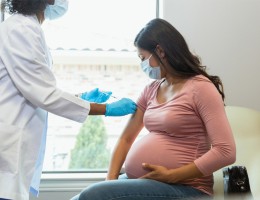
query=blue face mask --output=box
[44,0,69,20]
[141,54,161,79]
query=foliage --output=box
[69,116,110,169]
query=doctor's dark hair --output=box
[3,0,47,15]
[134,18,225,101]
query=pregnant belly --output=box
[125,132,184,179]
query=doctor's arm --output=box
[2,21,136,121]
[106,108,144,180]
[89,98,137,116]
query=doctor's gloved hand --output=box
[80,88,112,103]
[105,98,137,117]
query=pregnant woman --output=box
[71,18,236,200]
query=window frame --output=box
[41,0,161,173]
[1,0,4,22]
[1,0,161,175]
[1,1,161,198]
[0,0,161,22]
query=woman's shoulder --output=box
[187,75,213,88]
[144,79,164,91]
[139,79,163,98]
[187,75,221,100]
[148,79,164,87]
[190,75,211,83]
[183,75,218,98]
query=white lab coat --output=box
[0,14,90,200]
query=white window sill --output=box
[39,172,107,192]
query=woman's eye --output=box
[139,56,144,61]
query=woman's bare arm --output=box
[106,108,144,180]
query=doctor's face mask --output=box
[44,0,69,20]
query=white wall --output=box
[163,0,260,111]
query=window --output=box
[0,1,4,22]
[42,0,158,171]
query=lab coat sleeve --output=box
[2,18,90,123]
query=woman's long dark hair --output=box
[2,0,47,15]
[134,18,225,101]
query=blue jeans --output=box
[70,174,211,200]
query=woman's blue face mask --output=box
[141,54,161,79]
[44,0,69,20]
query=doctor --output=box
[0,0,137,200]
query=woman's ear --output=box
[155,45,165,59]
[47,0,55,5]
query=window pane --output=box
[0,0,4,22]
[42,0,156,171]
[43,0,156,51]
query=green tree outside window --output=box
[69,116,110,169]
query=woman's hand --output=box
[140,163,177,183]
[140,162,203,183]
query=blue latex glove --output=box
[80,88,112,103]
[105,98,137,116]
